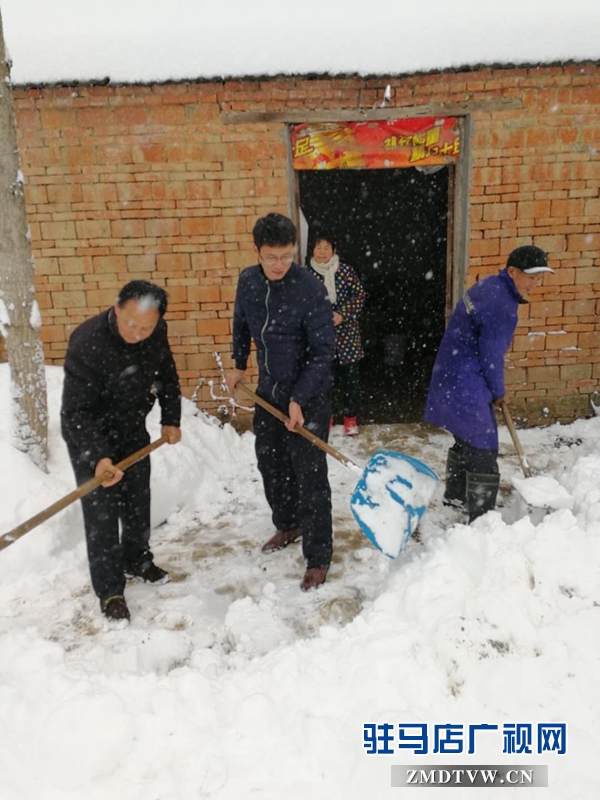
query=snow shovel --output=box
[236,384,438,559]
[502,403,532,478]
[0,435,169,553]
[502,404,572,521]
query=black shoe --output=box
[101,595,130,622]
[126,562,170,584]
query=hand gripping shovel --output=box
[236,384,438,559]
[0,436,168,552]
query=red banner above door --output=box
[291,117,460,170]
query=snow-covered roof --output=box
[3,0,600,86]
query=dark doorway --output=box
[299,166,449,424]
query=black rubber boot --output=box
[466,472,500,522]
[443,448,466,507]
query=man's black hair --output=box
[117,281,168,316]
[252,213,297,249]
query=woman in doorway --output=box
[309,231,366,435]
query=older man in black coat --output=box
[61,281,181,622]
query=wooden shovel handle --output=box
[0,435,169,552]
[501,403,532,478]
[236,383,358,469]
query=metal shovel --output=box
[236,384,438,559]
[501,404,573,522]
[0,436,168,552]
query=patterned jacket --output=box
[309,261,366,365]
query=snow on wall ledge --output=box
[2,0,600,86]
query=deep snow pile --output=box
[1,363,599,799]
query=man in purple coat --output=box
[425,246,554,522]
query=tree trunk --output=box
[0,11,48,471]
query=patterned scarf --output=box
[310,254,339,304]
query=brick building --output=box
[7,62,600,423]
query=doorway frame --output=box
[285,113,472,319]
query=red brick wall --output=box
[12,64,600,421]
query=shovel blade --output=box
[350,450,438,559]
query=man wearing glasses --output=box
[226,213,335,591]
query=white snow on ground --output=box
[2,0,600,85]
[1,363,600,798]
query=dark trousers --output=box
[70,451,152,601]
[254,394,333,569]
[451,437,499,475]
[333,360,361,418]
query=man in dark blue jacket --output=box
[226,213,335,591]
[425,246,554,522]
